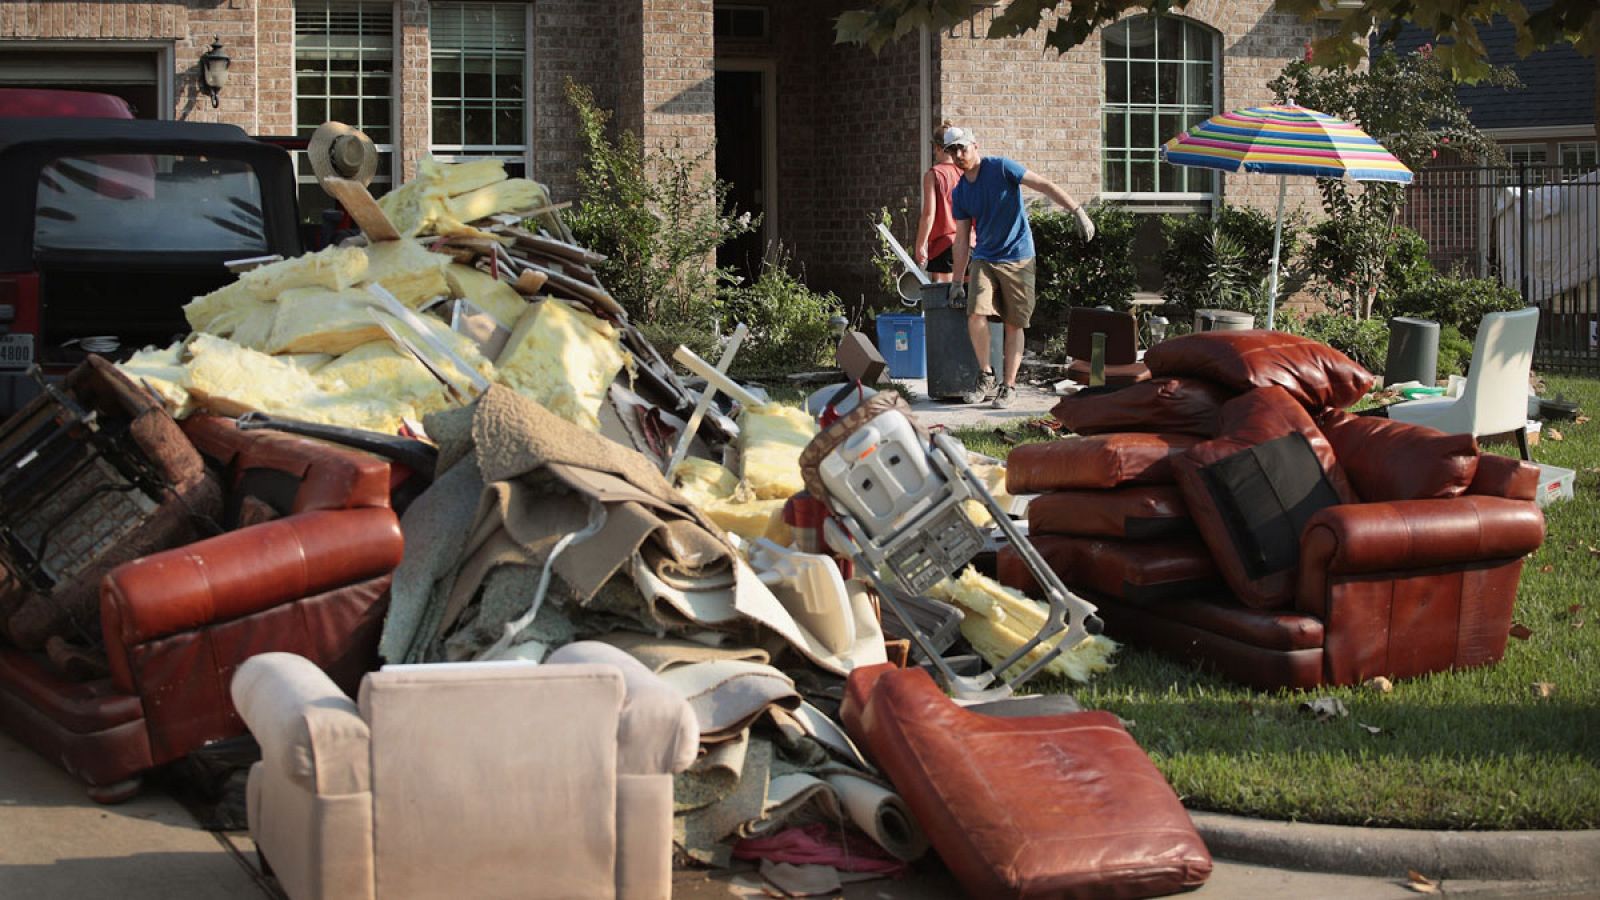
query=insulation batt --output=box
[738,404,818,500]
[266,288,390,355]
[238,244,369,298]
[928,567,1118,684]
[362,239,452,308]
[493,298,627,432]
[116,343,193,417]
[314,340,451,417]
[445,178,547,224]
[445,263,528,326]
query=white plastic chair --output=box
[1386,306,1540,459]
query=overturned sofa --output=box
[1001,330,1546,690]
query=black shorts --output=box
[925,246,954,274]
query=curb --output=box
[1191,811,1600,882]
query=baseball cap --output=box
[942,126,976,149]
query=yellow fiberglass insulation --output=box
[437,157,509,196]
[445,178,548,224]
[493,299,628,432]
[737,404,817,501]
[670,457,792,544]
[378,159,448,238]
[183,280,256,335]
[928,567,1118,684]
[183,333,328,418]
[314,340,451,417]
[265,288,389,355]
[239,244,369,298]
[671,456,740,504]
[116,342,193,418]
[361,239,452,309]
[445,263,528,327]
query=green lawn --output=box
[956,373,1600,830]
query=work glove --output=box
[1073,206,1097,242]
[948,281,966,305]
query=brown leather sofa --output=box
[0,414,403,801]
[1003,331,1546,690]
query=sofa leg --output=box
[1515,426,1533,461]
[86,776,142,804]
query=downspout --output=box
[920,24,931,175]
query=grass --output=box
[955,373,1600,830]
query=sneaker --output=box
[992,384,1017,409]
[962,370,998,404]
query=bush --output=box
[563,79,755,330]
[1032,204,1139,336]
[717,252,845,378]
[1160,204,1295,322]
[1436,324,1473,379]
[1280,311,1390,375]
[1387,271,1524,341]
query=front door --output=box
[715,64,771,283]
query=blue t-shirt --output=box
[951,156,1034,262]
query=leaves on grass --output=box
[1364,676,1394,694]
[1509,623,1534,640]
[1575,414,1590,425]
[1546,428,1564,442]
[1358,722,1385,735]
[1300,697,1348,721]
[1540,564,1555,573]
[1570,604,1586,630]
[1406,869,1441,893]
[1531,682,1557,699]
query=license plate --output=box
[0,333,34,371]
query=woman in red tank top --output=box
[913,121,971,283]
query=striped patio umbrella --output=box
[1160,104,1413,329]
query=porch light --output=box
[200,38,231,108]
[1149,316,1169,344]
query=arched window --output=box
[1102,15,1218,200]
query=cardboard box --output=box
[1535,463,1575,508]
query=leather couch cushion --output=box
[1469,454,1540,501]
[1051,377,1232,437]
[1006,433,1201,493]
[1028,485,1192,539]
[1000,534,1221,602]
[1318,411,1479,501]
[1145,330,1375,411]
[1065,359,1152,387]
[1175,387,1356,609]
[841,664,1213,899]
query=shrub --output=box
[563,78,755,329]
[1387,271,1525,341]
[1161,204,1295,322]
[1436,324,1473,378]
[717,251,845,378]
[1280,311,1390,375]
[1031,204,1139,336]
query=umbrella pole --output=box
[1266,173,1285,331]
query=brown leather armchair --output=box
[1003,331,1547,690]
[0,415,402,801]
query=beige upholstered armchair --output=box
[231,643,700,900]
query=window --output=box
[294,0,395,218]
[1503,143,1548,166]
[1559,141,1598,175]
[1101,16,1218,198]
[430,2,528,176]
[36,154,268,254]
[714,5,768,40]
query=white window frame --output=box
[1098,15,1219,206]
[292,0,398,200]
[1558,140,1598,174]
[428,1,532,176]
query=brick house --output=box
[0,0,1321,317]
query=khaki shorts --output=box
[969,257,1037,328]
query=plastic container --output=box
[1534,463,1575,508]
[1194,309,1254,332]
[875,313,926,379]
[1384,316,1440,388]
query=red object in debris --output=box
[733,823,908,876]
[782,492,853,580]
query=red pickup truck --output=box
[0,89,302,414]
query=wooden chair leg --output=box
[1515,426,1532,461]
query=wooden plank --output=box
[322,176,402,243]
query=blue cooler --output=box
[876,313,927,379]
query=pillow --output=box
[1174,386,1356,609]
[1317,411,1479,501]
[1145,331,1374,411]
[1006,433,1201,494]
[1050,377,1232,437]
[1001,534,1222,602]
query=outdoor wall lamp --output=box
[199,38,231,108]
[1149,315,1169,344]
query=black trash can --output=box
[921,282,983,399]
[1384,316,1440,387]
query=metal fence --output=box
[1399,164,1600,373]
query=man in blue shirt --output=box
[946,126,1095,407]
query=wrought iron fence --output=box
[1399,163,1600,373]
